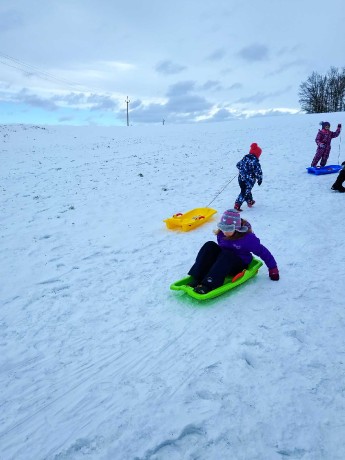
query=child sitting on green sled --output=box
[188,209,279,294]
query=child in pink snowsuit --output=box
[311,121,341,167]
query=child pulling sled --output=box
[234,143,263,212]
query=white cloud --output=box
[155,60,187,75]
[0,0,344,124]
[237,44,269,62]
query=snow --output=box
[1,113,345,460]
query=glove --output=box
[258,179,262,186]
[338,124,342,129]
[269,267,279,281]
[318,143,325,148]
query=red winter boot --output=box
[234,203,243,212]
[247,200,255,208]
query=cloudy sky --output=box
[1,0,344,125]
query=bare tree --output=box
[299,72,327,113]
[299,67,345,113]
[325,67,345,112]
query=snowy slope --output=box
[1,114,345,460]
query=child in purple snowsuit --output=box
[311,121,341,167]
[187,209,279,294]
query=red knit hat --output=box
[249,143,262,158]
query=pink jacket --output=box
[315,127,340,149]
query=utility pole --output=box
[125,96,130,126]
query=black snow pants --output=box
[332,168,345,191]
[188,241,248,289]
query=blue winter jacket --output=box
[236,154,263,184]
[217,230,277,269]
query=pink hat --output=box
[217,209,248,233]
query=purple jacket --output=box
[217,231,277,269]
[315,127,340,148]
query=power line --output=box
[0,52,86,90]
[0,59,83,90]
[0,51,131,125]
[0,51,107,94]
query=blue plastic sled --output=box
[307,165,341,175]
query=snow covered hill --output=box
[1,113,345,459]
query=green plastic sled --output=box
[170,258,263,301]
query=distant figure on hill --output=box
[311,121,341,167]
[234,143,263,212]
[331,161,345,193]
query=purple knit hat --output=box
[217,209,248,233]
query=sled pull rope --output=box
[205,173,237,208]
[338,134,342,165]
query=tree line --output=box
[299,67,345,113]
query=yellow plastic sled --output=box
[164,207,217,232]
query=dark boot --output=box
[194,284,212,295]
[188,278,201,288]
[332,169,345,191]
[331,184,345,192]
